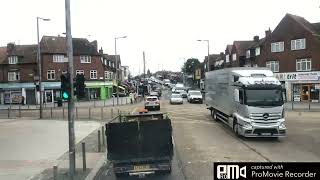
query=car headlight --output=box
[279,121,286,129]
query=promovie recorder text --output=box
[213,162,320,180]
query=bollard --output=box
[28,104,30,109]
[113,97,115,106]
[53,165,58,180]
[309,100,311,110]
[102,126,105,146]
[19,106,21,118]
[76,107,78,120]
[8,108,10,118]
[82,142,87,171]
[126,98,128,104]
[89,108,91,120]
[111,108,114,118]
[50,107,53,119]
[98,130,101,152]
[62,107,65,119]
[101,107,103,121]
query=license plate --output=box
[261,133,271,136]
[133,165,150,171]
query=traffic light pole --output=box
[65,0,76,179]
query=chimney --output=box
[253,35,259,42]
[7,43,15,53]
[265,28,271,37]
[99,47,103,54]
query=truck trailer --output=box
[205,67,286,137]
[105,112,173,178]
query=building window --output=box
[271,41,284,52]
[47,70,55,80]
[53,55,67,62]
[291,38,306,50]
[109,72,113,79]
[104,71,109,79]
[266,61,279,72]
[296,58,311,71]
[246,50,250,58]
[76,70,84,75]
[225,55,230,63]
[8,71,20,81]
[8,56,18,64]
[80,56,91,63]
[255,47,260,56]
[108,61,111,67]
[90,70,97,79]
[232,53,237,61]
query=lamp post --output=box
[197,40,210,72]
[115,36,127,105]
[37,17,50,119]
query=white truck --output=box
[205,67,286,137]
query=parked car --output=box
[187,90,203,103]
[145,96,160,111]
[170,94,183,104]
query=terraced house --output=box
[0,36,118,105]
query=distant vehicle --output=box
[164,79,171,86]
[170,93,183,104]
[187,90,203,103]
[150,91,159,97]
[155,88,162,97]
[205,67,286,137]
[145,96,160,110]
[106,112,173,178]
[175,89,187,98]
[113,92,127,97]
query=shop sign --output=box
[275,72,320,81]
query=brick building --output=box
[256,14,320,102]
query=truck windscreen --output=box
[245,89,284,106]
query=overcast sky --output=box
[1,0,319,75]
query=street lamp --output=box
[197,40,210,72]
[115,36,127,105]
[37,17,50,119]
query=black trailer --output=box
[105,112,173,178]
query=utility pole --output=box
[143,51,146,81]
[65,0,76,179]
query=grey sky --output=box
[1,0,319,75]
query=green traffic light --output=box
[62,91,69,99]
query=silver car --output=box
[170,94,183,104]
[144,96,160,110]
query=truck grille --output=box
[249,113,281,120]
[253,128,278,134]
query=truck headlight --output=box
[243,121,252,128]
[279,121,286,129]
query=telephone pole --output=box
[143,51,146,81]
[65,0,76,179]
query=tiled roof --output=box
[103,54,121,62]
[40,36,99,55]
[233,41,255,56]
[1,44,38,64]
[227,45,233,53]
[249,38,266,49]
[287,14,320,35]
[312,23,320,34]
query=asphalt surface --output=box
[94,89,320,180]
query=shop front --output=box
[0,83,35,105]
[275,71,320,102]
[85,81,113,100]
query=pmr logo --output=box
[217,165,247,179]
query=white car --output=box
[176,89,187,98]
[170,94,183,104]
[187,90,203,103]
[144,96,160,110]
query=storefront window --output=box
[292,84,301,102]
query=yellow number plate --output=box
[133,165,150,171]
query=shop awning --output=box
[85,81,113,88]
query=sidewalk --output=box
[284,102,320,111]
[0,96,132,110]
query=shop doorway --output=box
[301,85,310,101]
[45,90,54,103]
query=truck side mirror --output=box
[234,89,240,103]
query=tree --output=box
[184,58,200,74]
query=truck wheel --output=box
[212,110,218,121]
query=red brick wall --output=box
[257,16,320,72]
[41,54,104,81]
[1,63,37,83]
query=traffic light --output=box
[75,74,86,99]
[61,73,71,100]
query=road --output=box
[94,89,320,180]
